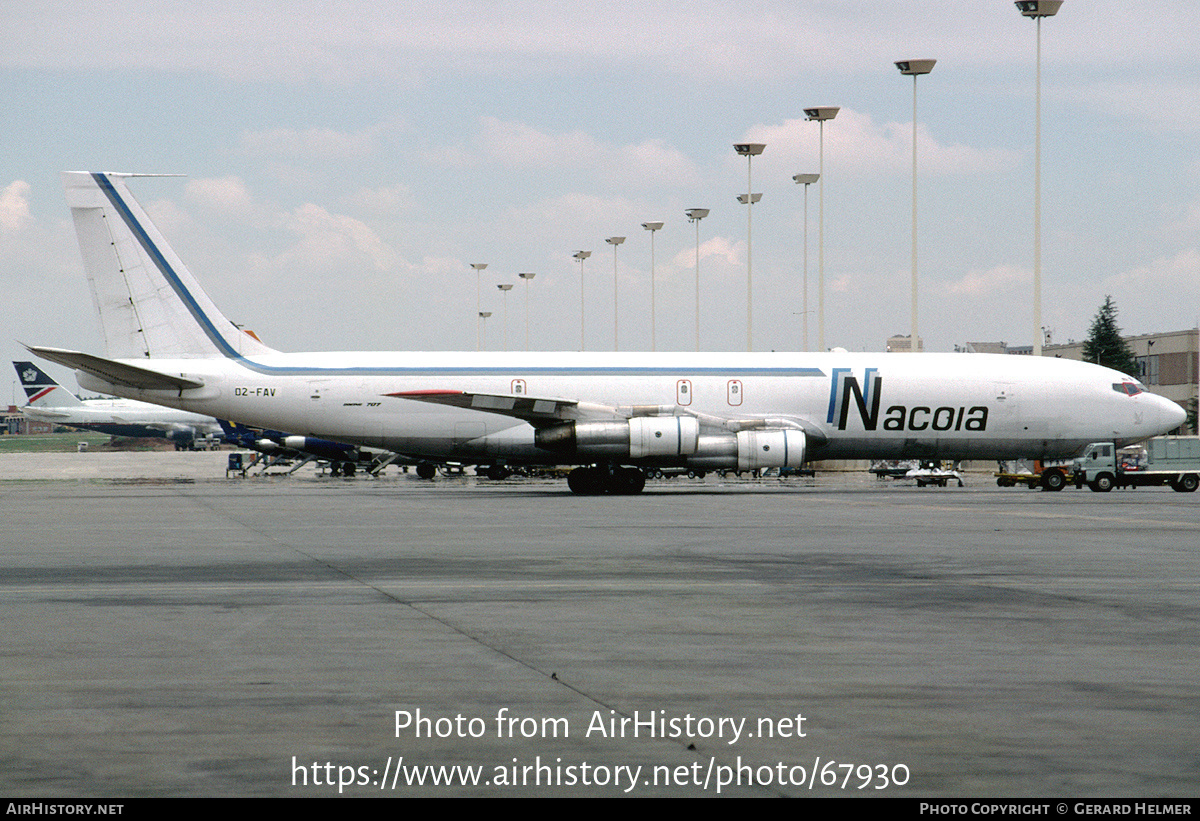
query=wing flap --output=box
[385,389,588,427]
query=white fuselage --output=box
[74,349,1184,466]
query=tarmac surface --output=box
[1,451,1198,797]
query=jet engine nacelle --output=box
[535,417,805,470]
[535,417,700,459]
[734,429,806,472]
[685,429,807,471]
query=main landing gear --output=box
[567,465,646,495]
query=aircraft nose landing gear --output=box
[567,466,646,495]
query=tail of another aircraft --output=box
[61,172,277,361]
[13,361,83,407]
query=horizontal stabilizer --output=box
[24,345,205,392]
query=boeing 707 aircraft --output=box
[28,172,1186,493]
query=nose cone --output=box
[1156,395,1187,434]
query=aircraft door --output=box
[677,379,693,406]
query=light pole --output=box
[497,283,513,350]
[805,107,838,351]
[606,236,625,351]
[642,222,663,351]
[685,208,709,351]
[896,59,936,353]
[470,263,487,351]
[518,273,535,351]
[792,173,818,351]
[1016,0,1063,357]
[573,251,591,351]
[734,143,765,352]
[479,311,492,350]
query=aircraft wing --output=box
[386,389,607,428]
[386,389,828,444]
[24,346,205,392]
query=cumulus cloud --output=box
[443,117,700,189]
[238,126,379,159]
[186,176,257,218]
[670,236,741,270]
[742,110,1019,179]
[946,264,1030,295]
[0,181,32,232]
[275,203,399,273]
[1102,247,1200,295]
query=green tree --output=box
[1081,296,1139,377]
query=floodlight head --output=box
[479,311,491,318]
[606,236,626,246]
[573,251,591,260]
[793,173,819,185]
[518,272,536,280]
[641,221,664,231]
[804,107,840,121]
[497,283,513,291]
[733,143,766,156]
[1016,0,1062,17]
[737,193,763,205]
[685,208,709,221]
[895,59,936,75]
[470,263,488,271]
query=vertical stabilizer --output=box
[61,172,277,360]
[13,361,84,407]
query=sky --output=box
[3,0,1199,401]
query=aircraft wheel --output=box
[567,467,604,495]
[485,465,512,480]
[1089,472,1115,493]
[330,462,342,477]
[342,461,356,477]
[1172,474,1199,493]
[1041,469,1066,491]
[415,463,436,480]
[611,467,646,495]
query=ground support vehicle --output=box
[1073,437,1200,493]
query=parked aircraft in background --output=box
[28,172,1187,493]
[14,360,222,449]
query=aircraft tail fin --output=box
[13,361,83,407]
[61,172,278,361]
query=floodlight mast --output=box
[606,237,625,350]
[685,209,709,351]
[641,222,663,351]
[793,173,818,351]
[734,143,765,351]
[573,251,591,351]
[518,273,535,351]
[895,59,936,353]
[469,263,487,351]
[1015,0,1063,356]
[804,107,839,350]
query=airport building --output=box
[886,334,923,353]
[3,406,55,435]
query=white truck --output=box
[1073,436,1200,493]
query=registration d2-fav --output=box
[30,172,1185,494]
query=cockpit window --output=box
[1111,380,1146,397]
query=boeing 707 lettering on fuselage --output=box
[27,172,1186,493]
